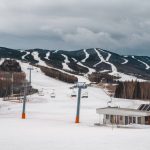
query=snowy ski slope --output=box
[0,60,150,150]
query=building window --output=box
[120,116,123,121]
[138,117,141,124]
[129,116,132,124]
[125,116,128,125]
[110,115,114,123]
[106,114,109,119]
[145,116,149,124]
[133,117,136,124]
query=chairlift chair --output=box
[81,91,88,98]
[71,89,77,97]
[50,89,55,98]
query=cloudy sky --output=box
[0,0,150,56]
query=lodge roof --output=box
[96,107,150,117]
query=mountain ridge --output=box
[0,47,150,80]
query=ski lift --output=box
[50,89,55,98]
[81,90,88,98]
[71,89,77,97]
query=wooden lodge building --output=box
[96,104,150,125]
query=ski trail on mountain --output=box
[106,53,111,61]
[53,50,59,53]
[77,62,95,74]
[72,58,77,62]
[81,49,90,63]
[79,49,95,74]
[93,49,104,67]
[22,51,30,60]
[132,56,150,70]
[31,52,90,83]
[71,52,95,74]
[94,48,117,73]
[121,58,128,64]
[61,54,72,71]
[45,51,50,60]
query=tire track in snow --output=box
[132,56,150,70]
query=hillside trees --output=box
[40,66,78,83]
[115,81,150,100]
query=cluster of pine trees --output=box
[88,72,119,83]
[115,81,150,100]
[40,66,78,83]
[0,72,26,97]
[0,59,22,72]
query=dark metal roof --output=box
[138,104,150,111]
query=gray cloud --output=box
[0,0,150,55]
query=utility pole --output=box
[27,67,33,85]
[22,81,27,119]
[11,73,14,96]
[75,82,87,123]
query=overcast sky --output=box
[0,0,150,56]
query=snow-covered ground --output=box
[0,61,150,150]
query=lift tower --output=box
[75,82,87,123]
